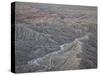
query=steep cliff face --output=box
[15,2,97,73]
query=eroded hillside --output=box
[14,2,97,73]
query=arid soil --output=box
[15,2,97,73]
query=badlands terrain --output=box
[14,2,97,73]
